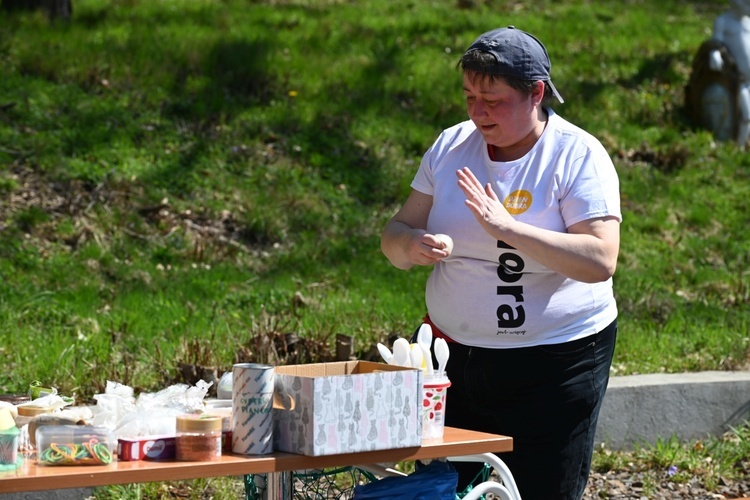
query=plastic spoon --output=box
[377,343,394,365]
[409,343,424,371]
[416,323,434,375]
[392,338,411,367]
[434,337,450,376]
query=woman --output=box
[381,26,621,499]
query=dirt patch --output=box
[0,165,255,258]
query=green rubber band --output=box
[41,440,112,465]
[85,440,112,464]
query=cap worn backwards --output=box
[462,26,564,103]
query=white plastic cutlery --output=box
[392,338,411,367]
[377,343,394,365]
[434,337,450,376]
[417,323,434,375]
[409,344,424,370]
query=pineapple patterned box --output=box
[273,360,423,456]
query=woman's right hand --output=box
[413,232,452,265]
[381,190,450,269]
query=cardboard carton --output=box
[117,435,176,461]
[273,361,422,456]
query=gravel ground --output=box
[478,469,750,499]
[583,470,750,499]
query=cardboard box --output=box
[117,435,176,461]
[273,360,422,456]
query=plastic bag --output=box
[90,380,213,439]
[352,459,458,500]
[90,381,137,430]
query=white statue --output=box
[709,0,750,145]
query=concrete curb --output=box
[595,370,750,449]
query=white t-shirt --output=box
[411,108,621,348]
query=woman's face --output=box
[462,73,540,151]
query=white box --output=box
[273,361,422,456]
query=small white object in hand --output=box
[434,233,454,254]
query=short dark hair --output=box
[458,50,555,104]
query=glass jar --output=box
[175,414,222,461]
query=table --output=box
[0,427,513,495]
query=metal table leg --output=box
[262,471,293,499]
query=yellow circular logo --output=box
[504,190,532,215]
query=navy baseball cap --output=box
[462,26,564,103]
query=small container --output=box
[15,405,55,429]
[36,425,115,466]
[175,414,222,461]
[421,374,452,440]
[203,401,232,454]
[28,382,56,400]
[28,413,87,447]
[0,426,20,466]
[118,435,177,461]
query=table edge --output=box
[0,427,512,493]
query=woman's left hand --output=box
[456,167,620,283]
[456,166,514,238]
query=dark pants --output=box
[442,320,617,500]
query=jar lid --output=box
[17,405,54,417]
[0,394,31,405]
[176,414,222,432]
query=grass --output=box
[0,0,749,497]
